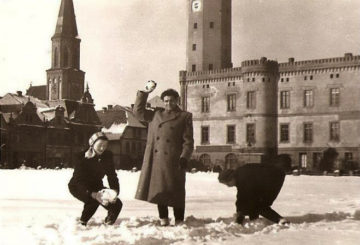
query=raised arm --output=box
[133,91,155,122]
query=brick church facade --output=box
[180,0,360,171]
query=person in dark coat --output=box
[218,164,289,225]
[133,80,194,226]
[68,132,122,226]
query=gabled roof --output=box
[0,93,100,126]
[97,105,147,129]
[26,85,47,100]
[97,107,127,129]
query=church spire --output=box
[46,0,85,101]
[53,0,78,38]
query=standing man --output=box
[133,80,194,226]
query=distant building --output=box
[0,0,101,168]
[0,91,101,168]
[179,0,360,171]
[97,105,147,170]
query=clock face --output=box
[192,0,201,12]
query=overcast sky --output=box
[0,0,359,109]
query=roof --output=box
[54,0,78,38]
[96,105,147,129]
[0,93,101,126]
[26,85,47,100]
[148,95,164,108]
[97,107,127,129]
[104,133,123,141]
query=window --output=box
[192,64,196,72]
[227,94,236,111]
[192,44,196,51]
[304,90,314,107]
[63,48,69,67]
[208,64,213,70]
[345,152,353,161]
[54,48,58,67]
[313,152,322,167]
[330,74,334,79]
[280,91,290,109]
[227,125,236,144]
[304,76,307,81]
[225,153,237,169]
[310,75,313,80]
[246,91,256,109]
[330,121,340,141]
[201,126,209,144]
[299,153,307,168]
[336,73,340,78]
[286,78,289,82]
[280,124,289,142]
[199,154,211,166]
[303,123,313,143]
[132,142,136,153]
[330,88,340,106]
[246,123,255,144]
[210,22,214,28]
[193,23,198,29]
[201,96,210,113]
[252,77,255,82]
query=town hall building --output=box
[180,0,360,171]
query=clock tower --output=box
[46,0,85,101]
[186,0,232,72]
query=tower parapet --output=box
[241,57,279,75]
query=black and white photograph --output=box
[1,0,360,244]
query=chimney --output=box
[288,57,295,63]
[102,107,107,113]
[107,105,113,110]
[344,53,353,58]
[16,91,23,96]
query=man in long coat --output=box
[133,81,194,226]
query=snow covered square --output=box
[1,170,360,244]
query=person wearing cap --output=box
[218,164,289,225]
[68,132,122,226]
[133,80,194,226]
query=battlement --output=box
[180,67,242,81]
[241,57,278,74]
[279,53,360,72]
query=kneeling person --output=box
[218,164,289,225]
[68,132,122,225]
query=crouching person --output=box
[68,132,122,226]
[218,164,289,225]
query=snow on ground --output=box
[1,169,360,245]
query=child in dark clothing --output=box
[68,132,122,226]
[218,164,289,225]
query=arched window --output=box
[63,48,69,67]
[54,48,58,67]
[225,153,238,169]
[199,154,211,167]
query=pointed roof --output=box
[53,0,78,38]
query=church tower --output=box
[46,0,85,101]
[186,0,232,72]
